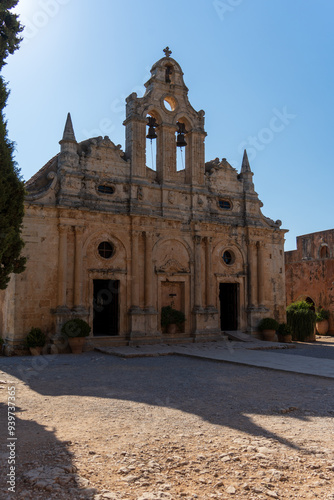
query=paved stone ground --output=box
[0,348,334,499]
[272,336,334,360]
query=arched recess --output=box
[296,295,316,311]
[83,230,128,265]
[212,241,246,330]
[153,237,192,334]
[212,241,246,274]
[82,230,129,337]
[153,236,193,266]
[319,244,329,259]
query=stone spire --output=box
[240,149,254,192]
[59,113,77,154]
[61,112,76,142]
[241,149,251,173]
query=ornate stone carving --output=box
[156,259,190,274]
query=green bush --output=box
[277,323,292,336]
[0,337,4,345]
[161,306,185,327]
[61,319,91,338]
[258,317,279,332]
[316,308,330,322]
[25,328,46,348]
[286,300,316,342]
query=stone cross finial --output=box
[163,46,172,58]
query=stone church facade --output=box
[0,49,287,348]
[285,229,334,334]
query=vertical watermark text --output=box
[7,384,17,493]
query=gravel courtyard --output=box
[0,347,334,500]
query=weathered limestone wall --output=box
[285,229,334,333]
[0,51,287,347]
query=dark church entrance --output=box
[93,280,119,336]
[219,283,238,331]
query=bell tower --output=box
[124,48,206,185]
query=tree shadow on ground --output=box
[0,399,97,499]
[1,352,333,456]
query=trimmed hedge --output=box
[286,301,316,342]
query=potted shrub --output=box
[277,323,292,343]
[315,308,330,335]
[286,300,316,342]
[25,328,46,355]
[61,318,91,353]
[161,306,186,334]
[258,317,279,342]
[0,337,4,355]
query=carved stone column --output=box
[194,235,202,309]
[73,226,85,311]
[145,231,153,309]
[205,237,214,307]
[248,241,258,307]
[257,242,265,306]
[131,230,140,310]
[57,224,69,310]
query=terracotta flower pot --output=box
[167,324,177,335]
[262,329,277,342]
[68,337,86,354]
[283,334,292,343]
[316,320,329,335]
[29,346,42,356]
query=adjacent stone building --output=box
[285,229,334,334]
[0,49,287,348]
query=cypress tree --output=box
[0,0,25,289]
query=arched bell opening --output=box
[175,117,191,172]
[145,111,160,171]
[165,63,174,85]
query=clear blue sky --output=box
[3,0,334,251]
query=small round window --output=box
[98,241,114,259]
[163,95,177,112]
[222,250,235,265]
[219,199,231,210]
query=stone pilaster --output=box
[130,230,140,311]
[185,130,206,186]
[157,124,177,183]
[194,235,203,310]
[257,242,265,306]
[205,237,214,307]
[145,231,154,310]
[57,224,69,311]
[73,226,85,311]
[248,241,258,308]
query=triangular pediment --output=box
[156,258,190,274]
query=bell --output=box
[146,116,158,140]
[176,122,187,148]
[176,133,187,148]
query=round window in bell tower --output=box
[162,95,177,112]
